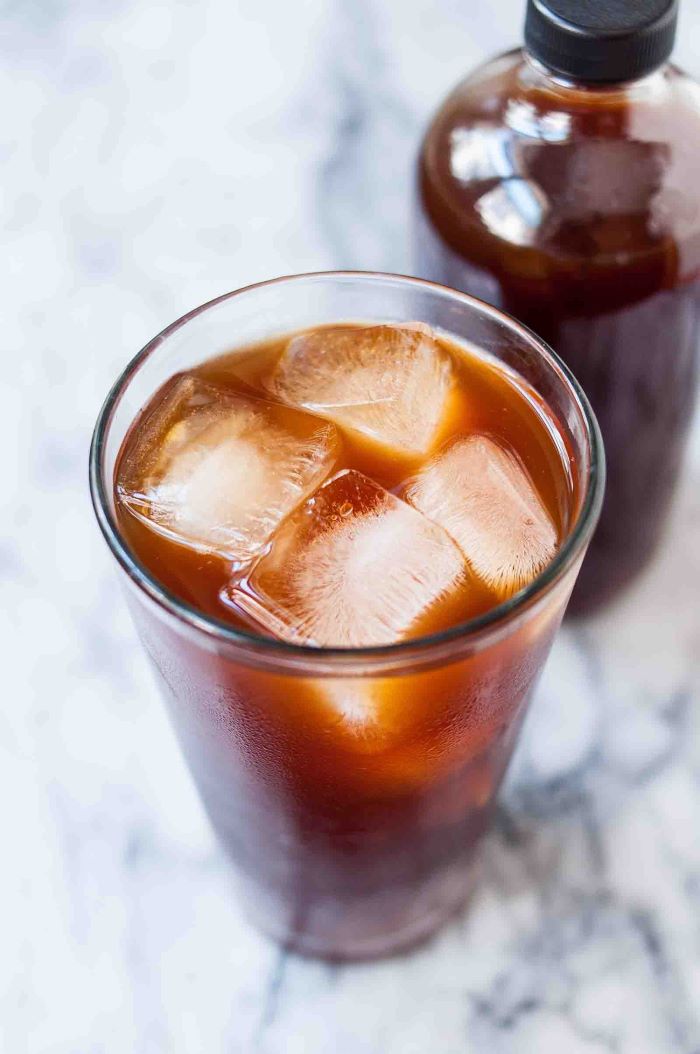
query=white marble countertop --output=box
[3,1,700,1051]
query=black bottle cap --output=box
[524,0,679,84]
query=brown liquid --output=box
[417,52,700,613]
[113,325,578,957]
[116,327,572,633]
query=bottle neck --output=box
[522,47,669,100]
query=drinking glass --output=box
[90,272,604,959]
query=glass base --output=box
[237,860,480,961]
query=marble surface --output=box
[3,1,700,1050]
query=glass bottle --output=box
[416,0,700,613]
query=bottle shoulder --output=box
[419,54,700,266]
[424,52,700,135]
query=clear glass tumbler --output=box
[89,272,604,959]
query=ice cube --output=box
[267,323,452,458]
[226,469,467,647]
[118,375,339,563]
[406,435,557,598]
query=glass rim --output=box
[89,270,605,671]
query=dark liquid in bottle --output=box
[417,53,700,612]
